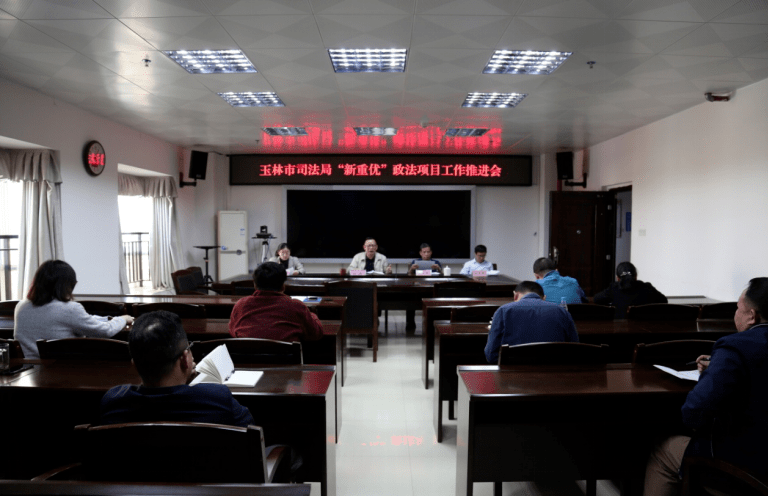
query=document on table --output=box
[654,365,700,381]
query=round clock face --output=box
[83,140,106,176]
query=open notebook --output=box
[190,344,263,387]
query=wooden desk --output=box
[0,363,336,496]
[0,481,311,496]
[433,319,736,442]
[455,364,693,496]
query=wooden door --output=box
[549,192,615,297]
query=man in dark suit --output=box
[643,278,768,495]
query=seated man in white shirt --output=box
[460,244,493,275]
[347,237,392,274]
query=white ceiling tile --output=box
[617,0,710,22]
[120,16,237,50]
[87,50,181,76]
[0,19,72,52]
[19,0,112,19]
[712,0,768,24]
[416,0,522,15]
[218,15,322,49]
[202,0,312,15]
[517,0,629,19]
[310,0,415,15]
[0,0,35,18]
[27,19,155,53]
[194,72,274,93]
[94,0,210,18]
[411,15,512,49]
[315,14,412,47]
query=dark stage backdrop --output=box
[286,189,472,260]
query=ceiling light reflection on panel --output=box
[462,92,527,108]
[219,92,285,107]
[483,50,573,75]
[445,128,489,137]
[353,127,398,136]
[329,49,407,73]
[164,49,257,74]
[483,50,572,75]
[263,127,308,136]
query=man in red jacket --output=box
[229,262,324,342]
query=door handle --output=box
[552,246,559,265]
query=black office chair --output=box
[566,304,615,320]
[699,302,737,320]
[498,342,610,366]
[682,456,768,496]
[626,303,699,321]
[133,302,206,319]
[450,304,499,323]
[171,269,206,295]
[36,338,130,361]
[0,300,19,316]
[78,300,128,317]
[192,338,303,366]
[34,422,290,484]
[325,280,378,362]
[632,340,716,367]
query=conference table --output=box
[0,361,337,496]
[432,318,737,442]
[455,364,694,496]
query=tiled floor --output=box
[320,311,624,496]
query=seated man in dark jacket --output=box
[99,310,253,426]
[643,277,768,495]
[593,262,667,318]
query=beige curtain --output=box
[118,173,183,290]
[2,149,64,297]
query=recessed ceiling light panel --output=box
[445,128,489,137]
[218,92,285,107]
[164,49,257,74]
[329,49,407,73]
[483,50,572,75]
[353,127,398,136]
[462,92,526,108]
[263,127,308,136]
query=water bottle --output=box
[560,297,568,311]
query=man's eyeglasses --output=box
[174,343,191,361]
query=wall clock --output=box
[83,140,106,176]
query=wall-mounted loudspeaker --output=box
[189,151,208,180]
[556,152,573,180]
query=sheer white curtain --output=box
[118,173,183,290]
[1,149,64,297]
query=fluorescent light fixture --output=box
[483,50,572,75]
[462,92,527,108]
[445,128,489,137]
[329,48,407,73]
[164,49,257,74]
[218,92,285,107]
[353,127,398,136]
[263,127,308,136]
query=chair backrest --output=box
[78,300,128,317]
[186,266,206,286]
[171,269,198,294]
[433,280,486,298]
[626,303,700,321]
[699,301,738,320]
[566,303,615,321]
[498,342,610,366]
[450,304,499,323]
[73,422,269,483]
[0,338,24,359]
[632,340,717,365]
[133,303,206,319]
[191,338,303,365]
[0,300,19,316]
[36,338,130,361]
[232,280,255,296]
[682,456,768,496]
[324,280,377,330]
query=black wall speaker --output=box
[556,152,573,180]
[189,151,208,180]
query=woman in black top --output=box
[593,262,667,318]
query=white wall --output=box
[0,79,222,293]
[587,78,768,301]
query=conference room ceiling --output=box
[1,0,767,156]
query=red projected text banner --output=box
[230,154,532,186]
